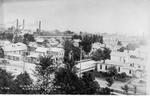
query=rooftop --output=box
[35,47,49,53]
[2,42,27,51]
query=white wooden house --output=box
[2,42,27,55]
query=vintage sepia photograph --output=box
[0,0,149,95]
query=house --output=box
[5,53,23,61]
[110,51,130,63]
[75,59,97,76]
[25,53,40,64]
[28,42,39,52]
[35,37,44,45]
[0,40,11,47]
[27,47,64,65]
[97,60,138,77]
[57,43,63,48]
[48,47,64,64]
[89,42,105,55]
[35,47,49,56]
[2,42,27,55]
[48,38,59,47]
[96,55,146,78]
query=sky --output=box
[1,0,149,36]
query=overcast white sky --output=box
[1,0,149,36]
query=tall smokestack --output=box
[39,20,41,33]
[22,19,25,30]
[16,19,19,30]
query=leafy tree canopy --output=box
[92,48,111,63]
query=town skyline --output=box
[0,0,149,36]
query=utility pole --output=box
[23,52,26,72]
[79,46,82,77]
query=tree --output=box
[52,63,100,94]
[99,36,103,44]
[14,35,23,43]
[91,35,103,44]
[102,47,111,63]
[72,34,82,40]
[121,85,129,94]
[14,71,33,94]
[99,87,111,95]
[120,72,127,79]
[80,35,93,54]
[106,77,114,87]
[117,40,122,46]
[15,71,33,86]
[0,68,19,94]
[23,34,35,42]
[117,47,125,52]
[0,32,13,41]
[35,56,56,94]
[52,67,84,94]
[92,48,111,63]
[107,66,118,77]
[81,72,100,94]
[92,49,104,61]
[64,40,80,62]
[23,33,35,45]
[52,51,101,94]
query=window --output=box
[118,67,120,72]
[105,65,107,70]
[129,70,131,74]
[100,64,102,69]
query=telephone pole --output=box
[79,46,82,77]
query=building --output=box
[26,47,64,65]
[110,51,130,63]
[48,38,59,47]
[75,59,97,76]
[2,42,27,55]
[25,53,40,64]
[96,60,143,77]
[5,53,23,61]
[0,40,11,47]
[89,42,105,55]
[35,47,49,56]
[48,47,64,64]
[28,42,39,51]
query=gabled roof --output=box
[27,53,40,58]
